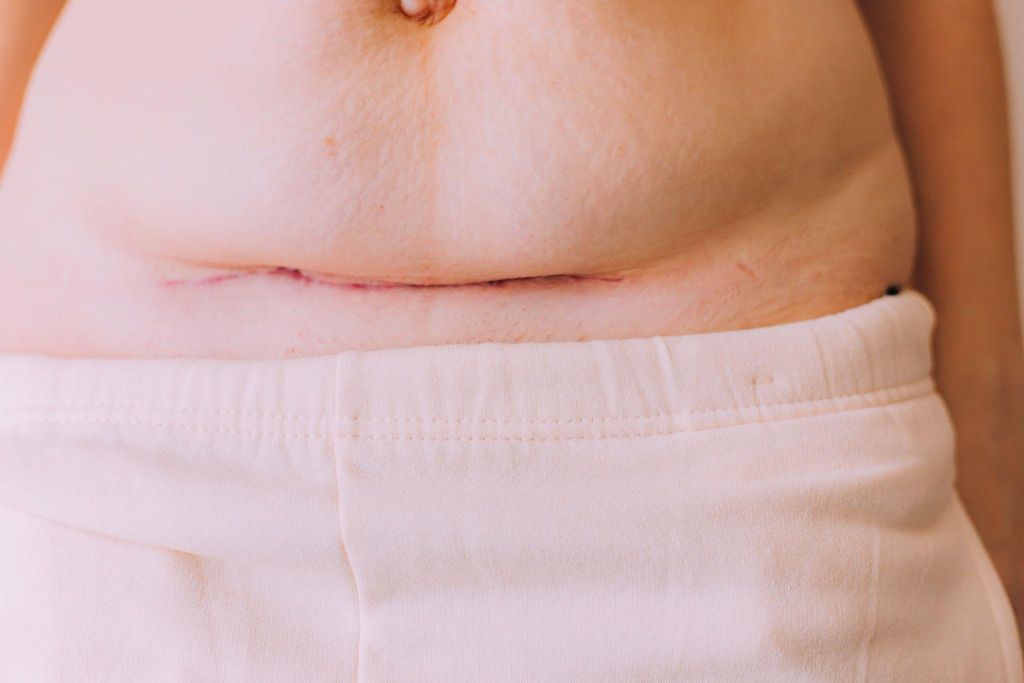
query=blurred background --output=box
[994,0,1024,321]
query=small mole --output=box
[884,283,902,296]
[400,0,456,25]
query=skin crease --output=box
[0,0,1022,626]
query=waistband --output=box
[0,290,937,441]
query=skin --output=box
[399,0,456,25]
[856,0,1024,630]
[0,0,1021,626]
[0,0,63,168]
[0,0,913,357]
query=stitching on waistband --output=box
[0,378,934,425]
[0,384,937,441]
[0,407,325,421]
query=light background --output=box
[994,0,1024,321]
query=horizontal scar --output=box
[158,266,626,290]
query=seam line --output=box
[856,524,881,682]
[0,378,934,425]
[0,387,937,441]
[332,355,363,682]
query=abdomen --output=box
[0,0,917,356]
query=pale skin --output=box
[1,0,1022,631]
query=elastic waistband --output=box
[0,290,937,441]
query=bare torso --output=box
[0,0,916,358]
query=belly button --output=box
[399,0,456,25]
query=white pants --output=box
[0,289,1021,681]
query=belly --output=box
[0,0,916,357]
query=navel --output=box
[399,0,457,25]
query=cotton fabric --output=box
[0,289,1020,681]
